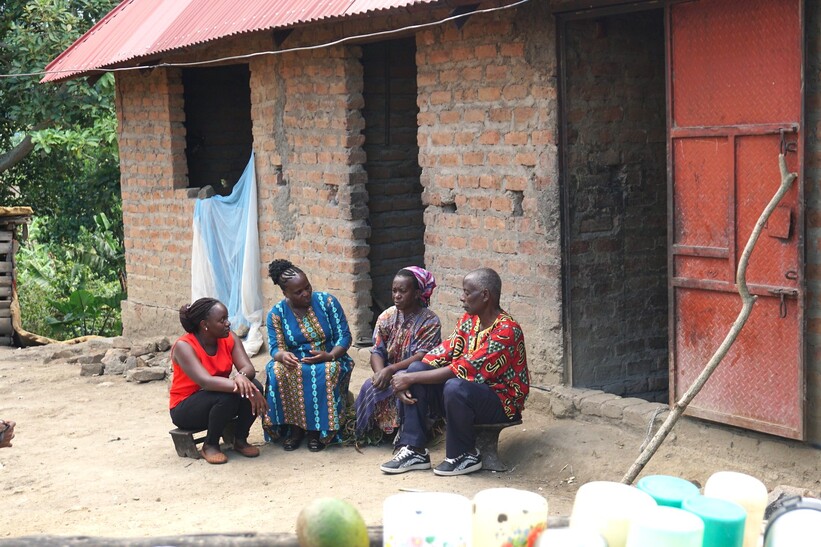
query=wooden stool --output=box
[475,419,522,472]
[169,421,236,459]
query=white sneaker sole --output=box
[380,461,432,474]
[433,461,483,476]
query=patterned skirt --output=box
[263,357,352,443]
[354,378,399,437]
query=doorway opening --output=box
[182,64,253,194]
[561,9,668,401]
[361,38,425,323]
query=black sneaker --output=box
[433,449,482,476]
[380,445,431,474]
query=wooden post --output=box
[0,224,15,344]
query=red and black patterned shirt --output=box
[423,311,529,418]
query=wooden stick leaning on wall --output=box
[622,153,798,485]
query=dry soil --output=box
[0,344,819,540]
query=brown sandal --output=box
[200,444,228,464]
[233,439,260,458]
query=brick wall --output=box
[805,1,820,444]
[563,11,668,399]
[250,43,373,341]
[417,0,563,384]
[362,39,425,316]
[116,66,191,338]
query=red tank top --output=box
[169,332,235,409]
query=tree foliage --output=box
[0,0,120,243]
[1,0,127,339]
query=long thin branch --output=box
[622,154,797,485]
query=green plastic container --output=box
[682,495,746,547]
[636,475,700,508]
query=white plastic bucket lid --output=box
[763,496,821,547]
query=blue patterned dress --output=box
[263,291,354,442]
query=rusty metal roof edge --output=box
[42,0,443,84]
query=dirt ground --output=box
[1,343,819,541]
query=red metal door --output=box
[669,0,805,439]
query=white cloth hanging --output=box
[191,152,263,356]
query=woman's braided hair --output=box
[179,297,221,333]
[268,259,303,288]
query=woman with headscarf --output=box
[354,267,441,439]
[263,259,354,452]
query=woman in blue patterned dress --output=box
[263,259,354,452]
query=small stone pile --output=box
[101,336,172,382]
[34,336,173,383]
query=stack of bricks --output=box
[0,226,12,345]
[362,38,425,313]
[251,43,373,339]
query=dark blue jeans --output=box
[397,362,516,458]
[170,378,264,445]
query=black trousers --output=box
[170,378,263,446]
[397,362,516,458]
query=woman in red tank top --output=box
[170,298,268,464]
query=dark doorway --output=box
[362,39,425,320]
[182,64,253,194]
[561,10,668,401]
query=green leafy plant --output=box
[15,215,125,339]
[45,288,122,339]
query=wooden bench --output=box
[169,421,235,459]
[475,419,522,472]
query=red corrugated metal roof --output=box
[42,0,437,82]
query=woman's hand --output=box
[301,350,332,364]
[279,351,300,369]
[249,387,268,416]
[232,376,268,415]
[372,366,394,390]
[233,374,257,399]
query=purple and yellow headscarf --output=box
[403,266,436,307]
